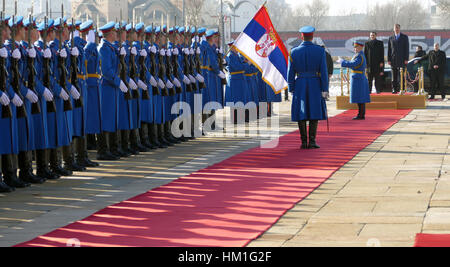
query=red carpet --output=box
[16,109,411,247]
[415,234,450,247]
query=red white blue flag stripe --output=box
[232,5,289,93]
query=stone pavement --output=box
[1,96,449,247]
[249,98,450,247]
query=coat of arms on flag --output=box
[231,4,289,93]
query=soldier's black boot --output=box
[298,121,308,150]
[166,121,181,144]
[120,130,135,156]
[190,114,196,140]
[19,151,45,184]
[159,124,173,146]
[202,114,209,135]
[267,103,273,117]
[97,132,118,161]
[0,156,14,193]
[3,154,29,188]
[131,129,148,152]
[178,121,189,142]
[308,120,320,149]
[140,123,156,150]
[50,148,72,176]
[36,149,59,180]
[86,134,96,150]
[76,137,99,168]
[154,124,167,148]
[149,123,163,148]
[63,144,86,172]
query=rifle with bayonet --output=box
[42,15,56,113]
[187,29,198,92]
[57,6,73,111]
[138,30,150,100]
[26,14,41,115]
[182,29,193,93]
[0,11,12,118]
[10,15,28,118]
[194,29,206,90]
[117,16,132,100]
[69,18,83,108]
[217,37,227,86]
[128,22,140,100]
[162,30,176,96]
[170,32,182,94]
[148,23,160,96]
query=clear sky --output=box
[285,0,431,16]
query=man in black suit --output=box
[388,24,410,94]
[415,43,447,100]
[365,32,385,94]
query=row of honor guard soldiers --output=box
[0,16,278,193]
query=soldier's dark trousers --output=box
[368,72,383,94]
[18,151,45,184]
[97,132,118,161]
[0,155,14,193]
[140,123,156,149]
[75,136,99,168]
[50,148,72,176]
[87,134,96,150]
[2,154,30,188]
[430,71,446,99]
[131,128,148,152]
[149,123,164,148]
[358,104,366,119]
[63,144,85,172]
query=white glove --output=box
[336,57,344,64]
[120,47,126,56]
[12,48,21,59]
[189,48,195,55]
[43,88,54,101]
[166,49,172,57]
[149,76,158,87]
[165,80,174,89]
[196,73,205,83]
[0,47,7,58]
[0,92,10,106]
[70,85,80,100]
[322,92,329,99]
[43,48,52,58]
[119,80,129,93]
[172,48,179,55]
[157,78,165,89]
[188,74,196,84]
[59,89,69,101]
[219,47,224,54]
[130,47,137,56]
[12,94,23,107]
[25,89,39,103]
[71,47,80,57]
[196,47,201,55]
[140,49,148,57]
[173,78,181,88]
[129,79,138,90]
[150,46,157,54]
[27,48,36,58]
[218,71,226,79]
[222,58,226,64]
[58,49,67,58]
[183,75,191,84]
[137,79,148,90]
[183,48,189,55]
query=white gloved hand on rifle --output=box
[0,92,10,106]
[165,80,174,89]
[150,46,157,54]
[119,80,129,93]
[196,47,201,55]
[12,48,21,59]
[25,89,39,103]
[27,47,36,58]
[166,49,172,57]
[196,73,205,83]
[172,48,179,56]
[58,49,67,58]
[71,47,80,57]
[157,78,165,89]
[183,75,191,84]
[322,92,329,99]
[43,88,54,102]
[149,76,158,87]
[119,47,127,56]
[130,47,137,56]
[70,85,80,100]
[129,79,138,90]
[137,79,148,91]
[172,78,181,88]
[188,74,196,84]
[0,47,8,58]
[218,71,226,79]
[12,94,23,107]
[140,49,148,57]
[43,48,52,58]
[159,48,166,56]
[189,48,195,55]
[59,89,69,101]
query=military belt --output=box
[230,71,245,75]
[297,72,321,78]
[87,74,101,79]
[351,70,364,74]
[77,74,87,80]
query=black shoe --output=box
[353,116,363,120]
[64,162,86,172]
[51,165,73,176]
[4,173,31,188]
[134,143,149,152]
[0,181,14,193]
[301,143,308,150]
[160,137,174,147]
[142,140,156,150]
[19,170,46,184]
[78,157,100,168]
[308,141,321,149]
[37,168,60,180]
[97,151,120,161]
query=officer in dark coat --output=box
[414,46,426,58]
[388,24,410,94]
[415,43,447,100]
[364,31,385,94]
[288,26,329,150]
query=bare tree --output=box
[185,0,206,26]
[305,0,329,29]
[265,0,294,31]
[435,0,450,16]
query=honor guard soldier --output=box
[288,26,329,150]
[0,14,20,192]
[97,22,122,161]
[338,41,371,120]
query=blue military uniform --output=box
[288,26,328,149]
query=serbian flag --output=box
[232,5,289,93]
